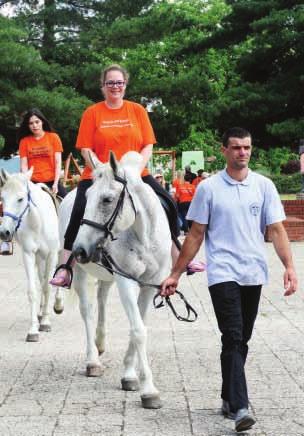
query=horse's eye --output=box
[18,198,23,203]
[103,197,113,204]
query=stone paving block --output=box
[54,414,122,436]
[0,416,56,436]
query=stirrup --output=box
[186,260,206,276]
[50,263,73,289]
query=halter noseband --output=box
[81,174,136,241]
[3,186,36,232]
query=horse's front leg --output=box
[119,285,155,392]
[36,252,54,332]
[115,276,161,409]
[53,286,64,315]
[22,250,40,342]
[73,266,102,377]
[52,250,64,315]
[95,280,111,355]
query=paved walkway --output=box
[0,241,303,436]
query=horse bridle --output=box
[80,174,136,241]
[3,185,36,233]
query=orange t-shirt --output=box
[171,178,181,200]
[172,178,180,190]
[176,181,196,203]
[19,132,63,183]
[192,176,203,187]
[76,100,156,180]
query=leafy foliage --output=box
[206,1,304,148]
[0,0,303,178]
[269,172,302,194]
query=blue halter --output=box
[3,186,36,232]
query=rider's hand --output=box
[160,276,178,297]
[52,183,58,194]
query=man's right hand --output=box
[160,276,179,297]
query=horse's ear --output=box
[88,151,100,170]
[25,167,34,180]
[109,151,118,175]
[0,169,9,186]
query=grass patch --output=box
[280,194,297,200]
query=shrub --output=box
[280,159,300,174]
[269,173,302,194]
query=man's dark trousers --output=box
[208,281,262,413]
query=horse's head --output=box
[73,151,140,263]
[0,168,33,240]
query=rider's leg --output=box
[50,180,92,288]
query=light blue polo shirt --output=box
[187,169,285,286]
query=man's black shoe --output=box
[235,408,255,432]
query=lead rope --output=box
[93,249,198,323]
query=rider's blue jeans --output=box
[208,281,261,413]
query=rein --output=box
[3,186,36,232]
[80,172,197,322]
[94,248,198,323]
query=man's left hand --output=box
[283,267,297,296]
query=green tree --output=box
[0,15,90,157]
[84,0,230,150]
[0,0,232,159]
[207,1,304,149]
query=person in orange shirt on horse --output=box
[0,109,66,256]
[18,108,66,198]
[176,173,196,234]
[50,64,184,288]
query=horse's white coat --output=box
[59,152,172,403]
[0,170,63,340]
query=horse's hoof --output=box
[141,394,162,409]
[121,378,139,391]
[86,364,102,377]
[53,305,64,315]
[39,324,51,332]
[26,333,39,342]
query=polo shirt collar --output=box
[221,168,252,186]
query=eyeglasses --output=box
[104,80,126,88]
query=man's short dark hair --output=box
[222,127,252,148]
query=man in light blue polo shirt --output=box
[161,127,297,433]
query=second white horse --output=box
[0,169,63,341]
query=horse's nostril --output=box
[5,230,10,237]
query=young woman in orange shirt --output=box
[18,108,66,198]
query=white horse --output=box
[58,151,172,409]
[0,169,64,341]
